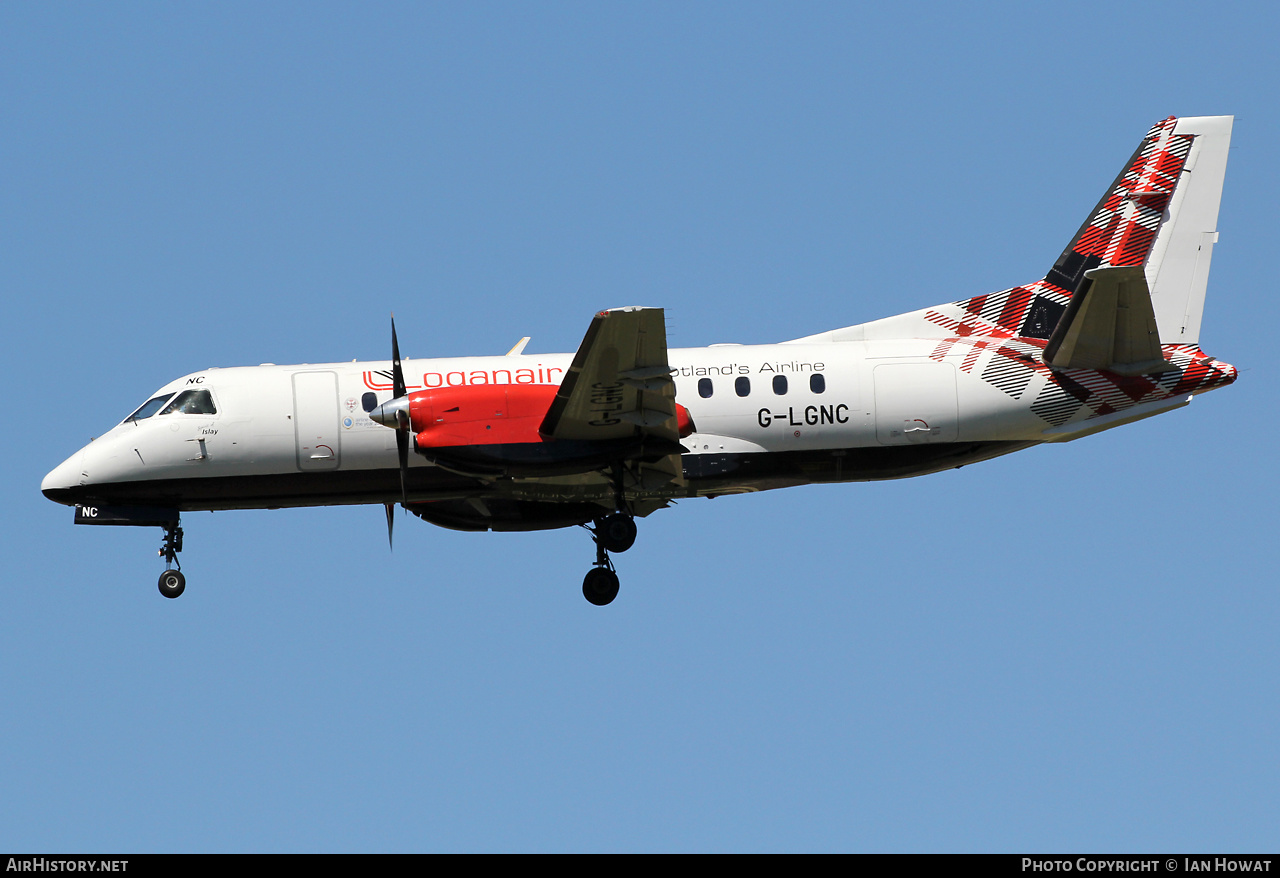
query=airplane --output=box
[42,115,1238,606]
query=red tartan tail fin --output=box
[1005,117,1191,342]
[953,116,1230,347]
[1043,117,1192,301]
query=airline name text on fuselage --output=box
[422,366,566,387]
[364,366,567,391]
[674,360,825,378]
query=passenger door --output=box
[292,371,341,470]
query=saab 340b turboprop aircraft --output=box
[42,115,1238,606]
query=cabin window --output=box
[361,392,378,412]
[810,373,826,394]
[773,375,788,395]
[160,390,217,415]
[698,378,714,398]
[123,394,175,423]
[735,376,751,397]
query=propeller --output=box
[372,315,413,550]
[391,316,410,507]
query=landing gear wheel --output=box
[595,514,637,553]
[582,567,620,606]
[158,569,186,599]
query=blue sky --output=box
[3,2,1277,852]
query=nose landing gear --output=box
[581,513,635,606]
[157,522,185,599]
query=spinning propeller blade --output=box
[391,316,409,505]
[396,427,409,506]
[391,316,407,397]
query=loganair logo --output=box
[363,366,565,392]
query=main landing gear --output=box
[157,521,185,599]
[581,513,637,606]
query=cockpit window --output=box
[160,390,217,416]
[124,394,175,423]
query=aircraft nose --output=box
[41,449,86,506]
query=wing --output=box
[540,306,686,487]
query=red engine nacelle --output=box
[408,384,557,449]
[406,384,695,450]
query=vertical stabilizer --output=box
[785,115,1233,351]
[1009,115,1231,348]
[1041,115,1232,370]
[1042,117,1192,309]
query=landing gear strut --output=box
[157,521,185,599]
[581,513,635,606]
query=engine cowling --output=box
[388,383,694,476]
[406,384,694,446]
[409,384,557,449]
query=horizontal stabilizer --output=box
[1043,266,1174,375]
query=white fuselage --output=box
[42,338,1104,517]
